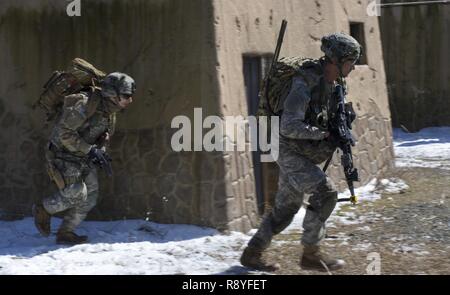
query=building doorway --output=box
[243,54,275,214]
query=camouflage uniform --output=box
[43,88,117,233]
[248,59,340,249]
[242,32,361,272]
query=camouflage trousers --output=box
[43,155,99,233]
[248,144,338,249]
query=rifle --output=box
[93,131,113,177]
[89,146,113,177]
[327,84,359,204]
[264,19,288,116]
[97,151,113,177]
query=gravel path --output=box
[263,167,450,275]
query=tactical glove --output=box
[88,147,113,176]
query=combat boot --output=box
[300,245,346,272]
[240,246,280,272]
[56,230,88,245]
[33,204,51,237]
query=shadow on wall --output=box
[0,0,236,231]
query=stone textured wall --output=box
[379,1,450,131]
[0,102,51,220]
[92,126,233,229]
[220,149,259,232]
[0,0,228,229]
[326,116,394,191]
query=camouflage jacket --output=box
[279,59,340,164]
[49,88,116,158]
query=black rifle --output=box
[97,152,113,178]
[93,131,113,177]
[327,84,359,204]
[264,19,288,116]
[89,147,113,177]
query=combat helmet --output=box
[321,32,362,64]
[101,72,136,102]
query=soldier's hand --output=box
[88,147,111,166]
[96,131,110,146]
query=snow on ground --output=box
[394,127,450,170]
[0,219,252,275]
[0,127,447,274]
[287,177,409,229]
[0,178,401,275]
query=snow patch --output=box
[393,127,450,170]
[352,242,373,251]
[376,178,409,194]
[284,177,409,229]
[0,219,254,275]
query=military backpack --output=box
[34,58,106,121]
[257,56,324,118]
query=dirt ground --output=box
[262,167,450,275]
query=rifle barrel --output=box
[273,20,287,63]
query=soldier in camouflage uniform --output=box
[33,72,136,245]
[241,33,362,272]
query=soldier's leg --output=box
[42,183,88,215]
[292,166,344,271]
[301,176,338,246]
[35,157,85,237]
[241,171,302,271]
[246,145,312,251]
[247,173,302,250]
[277,153,337,246]
[59,168,98,233]
[42,159,88,215]
[37,178,87,238]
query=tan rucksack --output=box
[257,57,320,117]
[34,58,106,121]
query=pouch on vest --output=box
[33,58,106,122]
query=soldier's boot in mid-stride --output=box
[33,204,52,237]
[300,245,346,272]
[56,230,88,245]
[240,246,280,272]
